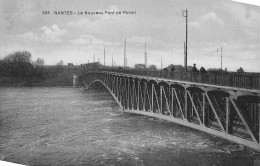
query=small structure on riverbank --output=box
[82,62,104,69]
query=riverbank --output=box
[0,75,74,87]
[0,77,35,87]
[0,66,85,87]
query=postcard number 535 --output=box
[42,11,50,15]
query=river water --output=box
[0,85,259,166]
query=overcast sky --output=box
[0,0,259,72]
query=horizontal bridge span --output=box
[79,71,260,151]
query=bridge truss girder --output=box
[80,71,260,151]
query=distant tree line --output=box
[0,51,45,78]
[134,64,158,70]
[0,50,68,82]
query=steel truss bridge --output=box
[79,71,260,151]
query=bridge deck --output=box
[90,68,260,90]
[107,71,260,94]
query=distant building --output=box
[82,62,104,69]
[187,66,193,71]
[68,63,73,68]
[134,64,145,69]
[163,65,192,72]
[172,65,184,72]
[148,65,157,70]
[207,68,222,72]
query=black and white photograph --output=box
[0,0,260,165]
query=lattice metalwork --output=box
[80,71,260,151]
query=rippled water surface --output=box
[0,85,259,166]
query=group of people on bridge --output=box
[163,63,207,74]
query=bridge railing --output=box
[85,68,260,89]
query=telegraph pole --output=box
[221,46,222,70]
[112,54,114,67]
[217,46,223,70]
[93,54,95,62]
[184,41,186,67]
[161,56,163,70]
[104,48,106,66]
[124,38,126,68]
[183,9,188,72]
[144,43,147,69]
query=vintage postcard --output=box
[0,0,260,165]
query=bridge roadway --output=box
[79,70,260,151]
